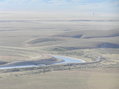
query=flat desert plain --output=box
[0,13,119,89]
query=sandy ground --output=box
[0,68,118,89]
[0,12,119,89]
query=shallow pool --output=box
[53,55,85,64]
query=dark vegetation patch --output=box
[0,58,63,67]
[27,30,119,49]
[50,42,119,52]
[84,33,119,39]
[56,34,83,38]
[0,61,7,65]
[69,19,119,22]
[98,43,119,48]
[51,46,81,51]
[55,30,119,39]
[27,38,62,44]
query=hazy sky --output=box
[0,0,119,17]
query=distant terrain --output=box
[0,18,119,66]
[0,15,119,89]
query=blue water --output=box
[0,55,85,69]
[53,55,85,64]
